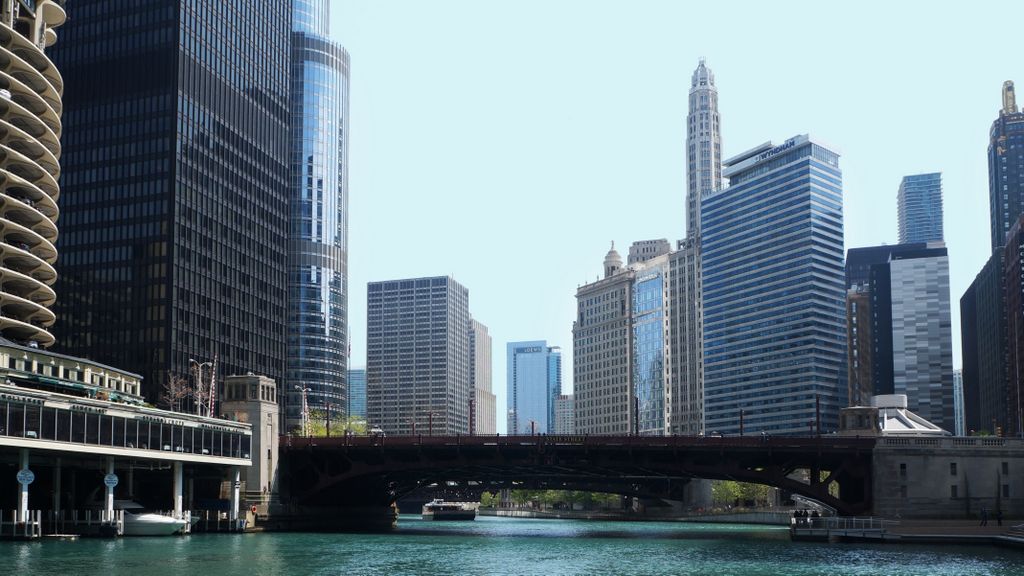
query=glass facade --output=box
[633,267,665,435]
[897,173,943,244]
[347,368,365,419]
[506,341,561,434]
[50,1,291,403]
[285,0,350,431]
[989,96,1024,250]
[702,135,846,435]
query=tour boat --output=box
[421,499,476,521]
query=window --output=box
[1003,462,1010,475]
[950,462,957,476]
[950,485,958,499]
[899,463,907,478]
[1004,484,1011,498]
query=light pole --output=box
[294,385,310,436]
[189,358,212,416]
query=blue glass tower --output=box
[702,135,846,435]
[897,173,943,244]
[506,341,561,434]
[633,263,667,435]
[347,368,366,419]
[285,0,350,430]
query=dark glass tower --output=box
[284,0,350,432]
[51,1,291,403]
[990,81,1024,250]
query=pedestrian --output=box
[980,508,988,526]
[997,509,1003,526]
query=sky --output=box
[330,1,1022,432]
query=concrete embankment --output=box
[480,509,790,525]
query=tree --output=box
[297,410,367,437]
[160,373,190,413]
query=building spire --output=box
[686,58,722,238]
[1003,81,1018,115]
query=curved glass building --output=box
[285,0,350,431]
[0,1,65,348]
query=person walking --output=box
[980,508,989,526]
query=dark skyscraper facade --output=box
[989,81,1024,251]
[284,0,350,431]
[51,1,291,402]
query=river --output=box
[3,515,1024,575]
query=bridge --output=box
[275,434,875,528]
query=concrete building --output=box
[574,244,634,435]
[285,0,351,433]
[846,287,873,407]
[702,135,846,435]
[897,173,943,244]
[668,240,703,435]
[221,374,279,495]
[686,58,722,238]
[554,394,575,434]
[1004,216,1024,437]
[366,276,472,435]
[469,319,495,435]
[845,243,955,432]
[506,341,561,434]
[347,368,366,419]
[989,81,1024,251]
[52,0,293,404]
[961,251,1008,435]
[627,239,671,265]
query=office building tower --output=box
[627,239,671,265]
[897,173,943,244]
[574,245,634,435]
[284,0,351,431]
[554,394,575,434]
[702,135,846,435]
[470,318,495,435]
[631,254,670,435]
[347,368,365,419]
[960,252,1008,435]
[366,276,471,435]
[990,81,1024,250]
[686,58,721,238]
[506,341,561,434]
[845,243,955,430]
[52,0,291,403]
[953,369,964,436]
[667,240,703,435]
[1004,216,1024,437]
[0,1,65,347]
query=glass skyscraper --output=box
[897,172,943,244]
[633,264,667,435]
[285,0,350,431]
[702,135,846,435]
[506,341,561,434]
[51,0,291,403]
[990,81,1024,250]
[347,368,365,419]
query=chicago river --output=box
[4,516,1024,576]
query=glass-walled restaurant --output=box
[0,391,251,459]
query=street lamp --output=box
[189,358,212,416]
[294,385,310,437]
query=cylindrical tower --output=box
[0,0,64,348]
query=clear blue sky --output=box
[331,1,1020,432]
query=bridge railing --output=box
[282,433,877,451]
[791,516,898,531]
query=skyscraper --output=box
[52,0,291,402]
[285,0,350,431]
[506,341,561,434]
[897,173,943,244]
[989,81,1024,251]
[1003,215,1024,437]
[686,59,721,238]
[554,394,575,434]
[469,319,495,435]
[702,135,846,435]
[845,243,954,430]
[347,368,366,419]
[960,252,1008,435]
[366,276,472,435]
[953,369,965,437]
[0,1,65,348]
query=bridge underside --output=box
[279,436,874,517]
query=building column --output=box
[127,464,135,499]
[229,467,240,521]
[17,448,29,523]
[173,461,183,519]
[53,457,61,513]
[104,457,115,520]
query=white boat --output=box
[422,499,476,521]
[117,501,189,536]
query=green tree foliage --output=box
[710,480,772,507]
[295,410,367,437]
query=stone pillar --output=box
[230,467,240,521]
[104,457,115,520]
[53,457,61,513]
[17,448,29,522]
[173,461,183,518]
[128,465,134,499]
